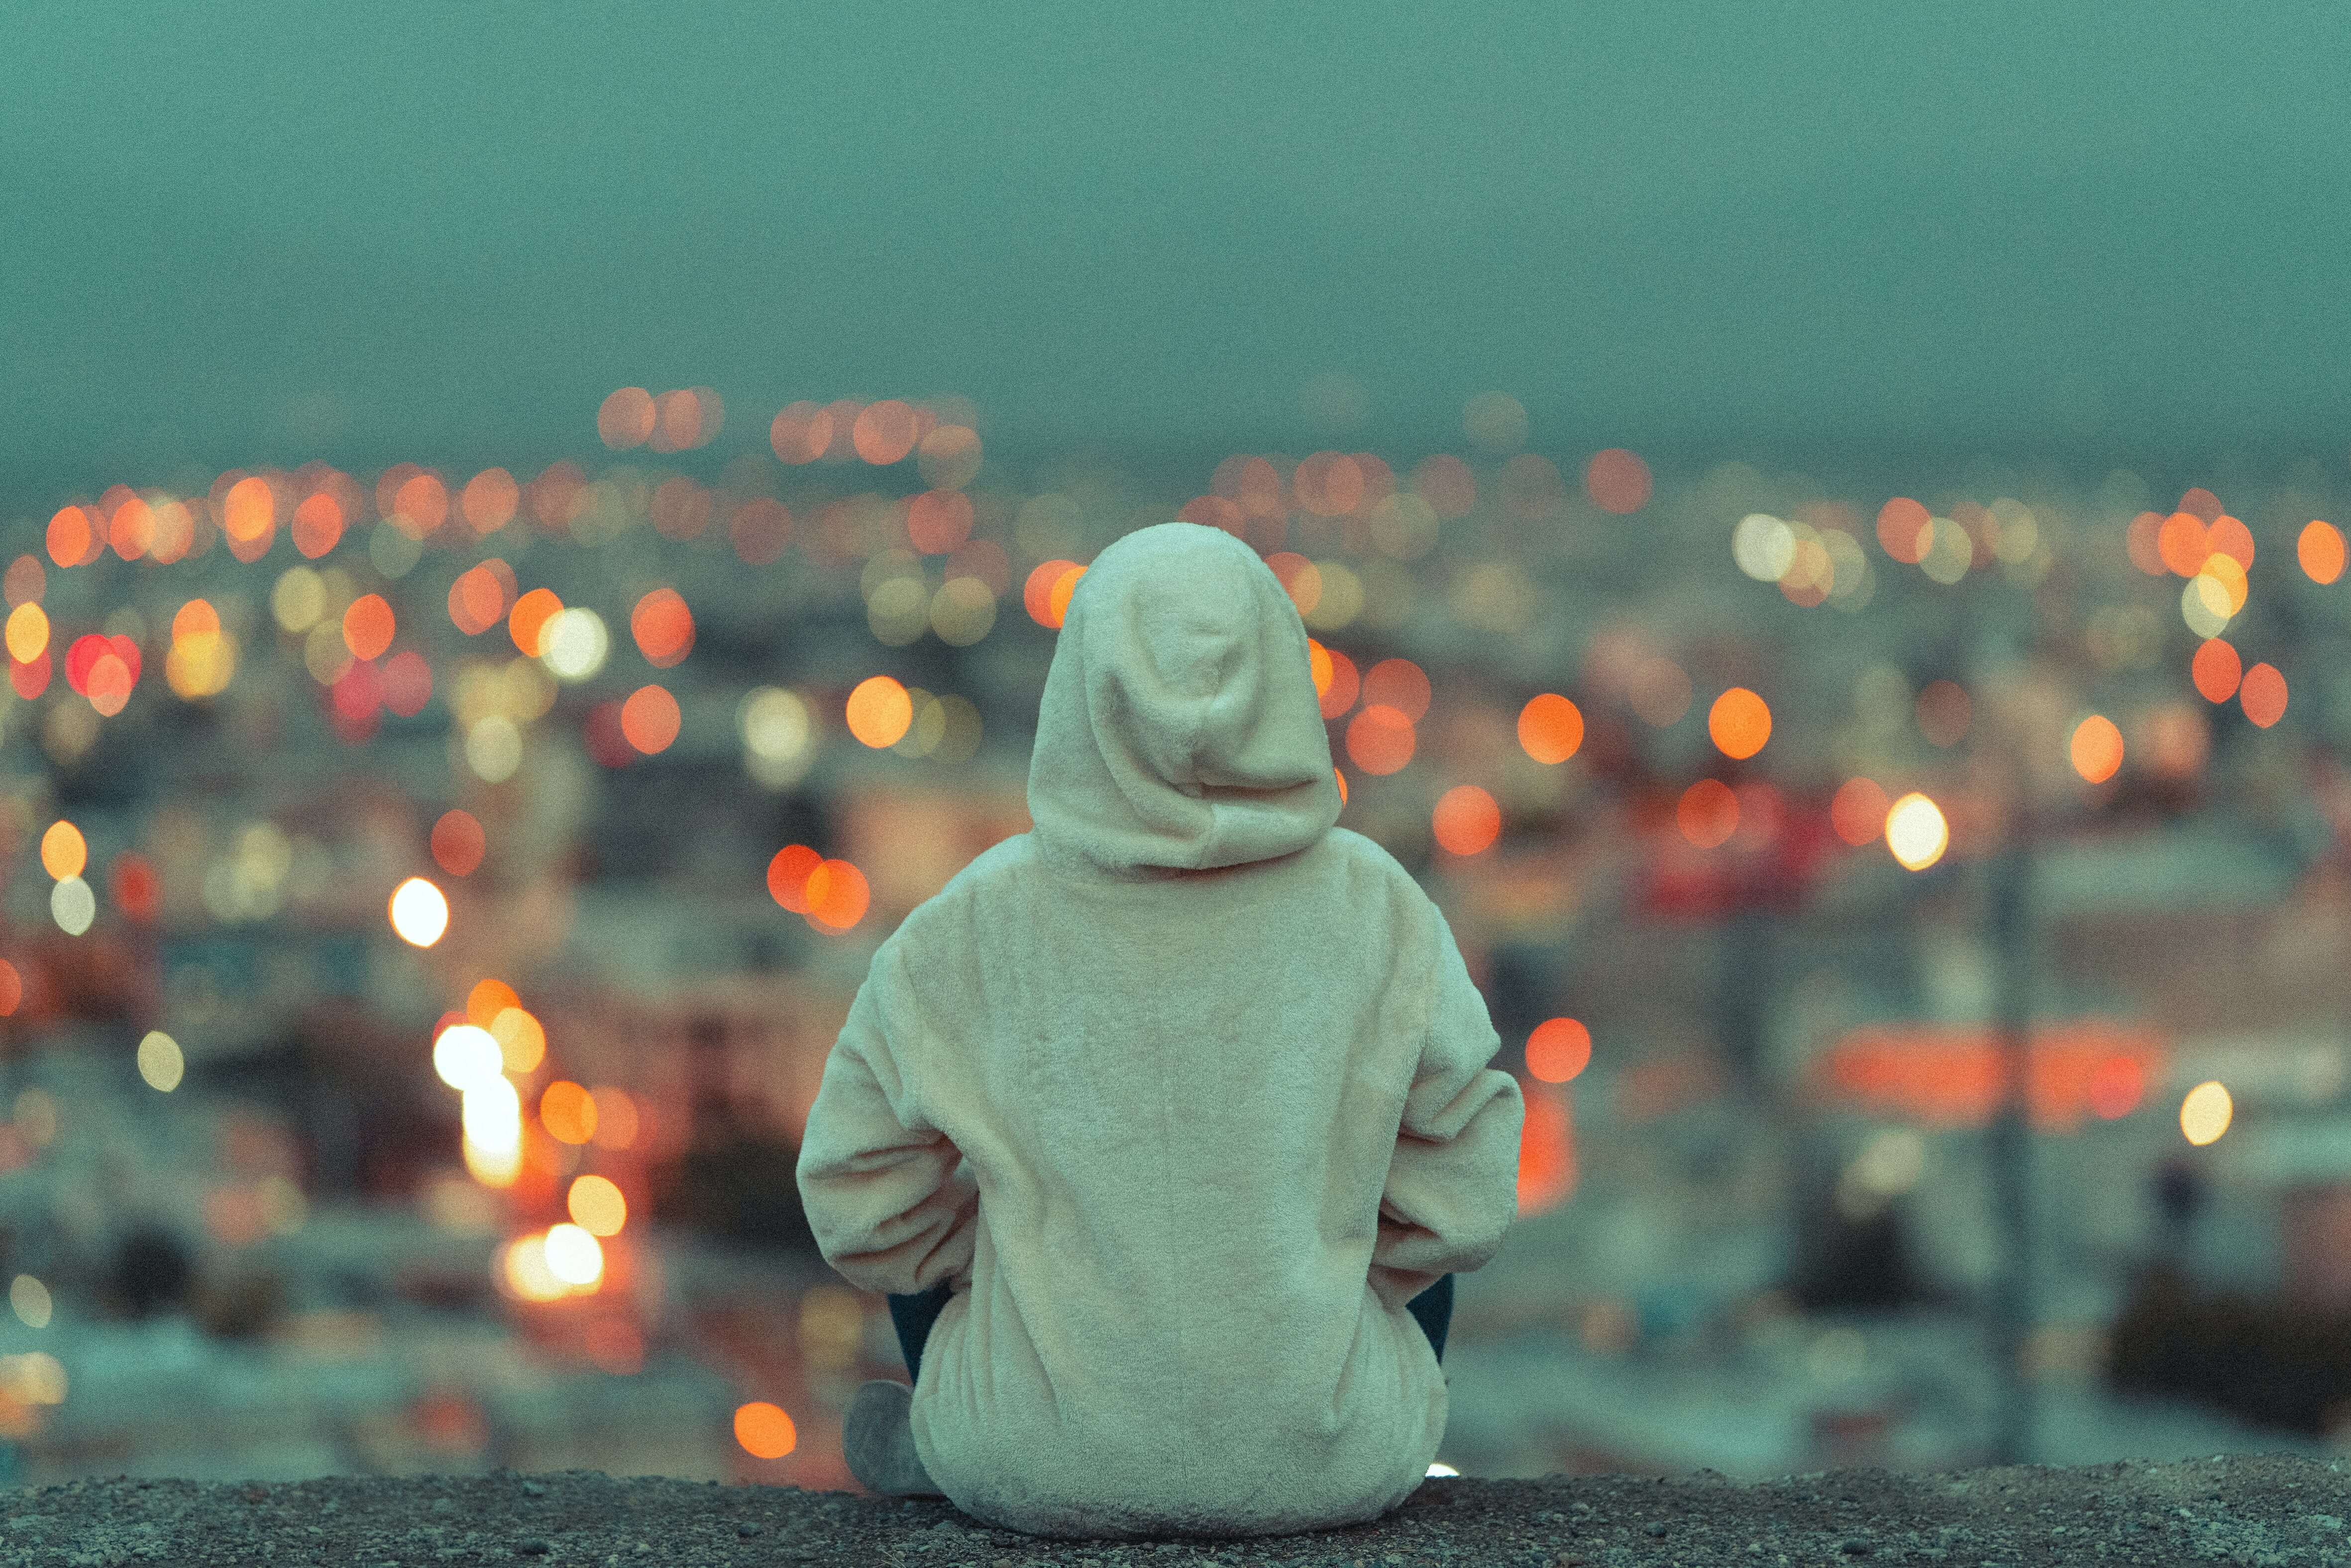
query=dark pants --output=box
[886,1273,1454,1385]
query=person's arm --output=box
[794,944,979,1296]
[1369,905,1525,1313]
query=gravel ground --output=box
[1,1454,2346,1567]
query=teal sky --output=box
[6,0,2351,496]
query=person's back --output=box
[796,521,1524,1538]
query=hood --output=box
[1026,522,1343,877]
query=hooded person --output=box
[794,520,1525,1539]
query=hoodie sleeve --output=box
[1368,903,1525,1313]
[794,942,980,1297]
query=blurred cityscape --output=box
[1,387,2350,1489]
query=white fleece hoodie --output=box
[794,521,1524,1539]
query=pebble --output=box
[516,1540,550,1556]
[522,1481,547,1498]
[1644,1521,1669,1537]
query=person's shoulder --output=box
[1314,828,1442,927]
[1321,826,1426,890]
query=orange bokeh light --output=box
[2156,512,2208,577]
[462,469,519,533]
[2070,715,2124,783]
[1677,779,1739,847]
[1316,646,1360,718]
[343,594,395,661]
[1516,693,1584,764]
[1024,560,1080,626]
[291,493,342,558]
[1876,497,1929,564]
[598,388,655,449]
[2240,662,2288,728]
[108,496,153,560]
[1046,566,1085,627]
[1432,785,1501,855]
[449,563,513,636]
[1345,705,1415,774]
[1584,448,1651,514]
[734,1402,796,1459]
[173,598,218,640]
[621,685,681,753]
[2190,638,2241,703]
[1829,777,1890,847]
[509,588,563,657]
[46,507,92,568]
[767,844,822,912]
[1526,1018,1592,1083]
[392,473,448,536]
[2204,515,2254,569]
[540,1080,598,1144]
[1707,688,1771,760]
[223,477,275,544]
[852,400,920,464]
[1515,1082,1576,1216]
[1360,658,1430,723]
[2298,521,2346,585]
[467,978,521,1029]
[631,589,695,668]
[906,491,974,555]
[431,810,486,877]
[805,859,870,931]
[770,402,833,464]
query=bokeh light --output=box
[1432,786,1501,856]
[2070,716,2124,784]
[845,677,913,748]
[735,1401,796,1459]
[2297,521,2345,584]
[1707,688,1771,760]
[389,877,449,946]
[2240,663,2287,728]
[1526,1018,1592,1083]
[1517,694,1583,764]
[567,1175,627,1237]
[1886,793,1948,870]
[2180,1081,2232,1146]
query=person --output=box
[794,521,1525,1539]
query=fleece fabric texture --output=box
[794,521,1526,1540]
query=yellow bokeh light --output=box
[2180,1080,2232,1146]
[489,1007,547,1073]
[39,821,85,882]
[567,1174,628,1237]
[433,1024,505,1091]
[136,1031,184,1093]
[845,675,913,748]
[542,1223,604,1288]
[500,1234,567,1302]
[1885,792,1948,871]
[462,1076,522,1189]
[389,876,449,946]
[4,603,47,664]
